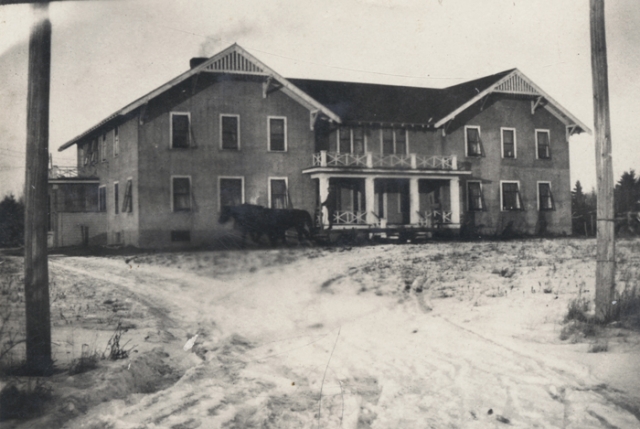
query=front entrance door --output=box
[376,179,409,225]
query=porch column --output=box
[365,177,376,225]
[450,177,461,225]
[409,178,420,225]
[318,175,330,227]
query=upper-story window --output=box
[381,129,407,155]
[91,140,98,164]
[101,134,107,162]
[268,117,287,152]
[538,182,555,211]
[536,130,551,159]
[501,181,523,211]
[338,127,366,154]
[221,114,240,150]
[465,126,483,157]
[113,126,120,157]
[501,128,516,158]
[171,112,190,149]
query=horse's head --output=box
[218,205,234,224]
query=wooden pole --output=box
[590,0,616,320]
[24,2,53,375]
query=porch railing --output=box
[333,210,367,225]
[49,165,78,179]
[417,210,452,226]
[312,151,457,170]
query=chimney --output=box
[190,57,209,69]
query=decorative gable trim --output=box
[434,69,592,135]
[203,49,266,75]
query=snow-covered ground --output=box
[2,238,640,428]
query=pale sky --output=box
[1,0,639,198]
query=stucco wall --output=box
[136,75,317,247]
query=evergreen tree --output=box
[0,193,25,247]
[571,181,587,236]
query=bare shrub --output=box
[69,344,100,375]
[104,322,134,360]
[0,378,52,421]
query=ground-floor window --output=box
[114,182,119,214]
[219,177,243,209]
[98,186,106,212]
[122,179,133,213]
[501,181,523,211]
[467,181,484,211]
[538,182,555,210]
[172,177,191,212]
[269,178,289,209]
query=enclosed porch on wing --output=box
[311,173,468,231]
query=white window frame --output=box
[218,176,245,210]
[98,185,107,212]
[337,128,352,153]
[379,129,409,155]
[535,129,551,160]
[268,116,287,152]
[171,175,192,212]
[113,126,119,157]
[170,112,191,149]
[268,177,289,209]
[500,127,517,159]
[220,114,241,150]
[537,181,555,211]
[500,180,522,212]
[466,180,484,211]
[464,125,482,157]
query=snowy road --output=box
[48,243,640,429]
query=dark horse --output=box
[219,204,314,246]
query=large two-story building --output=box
[52,44,590,248]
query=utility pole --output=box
[590,0,615,320]
[23,2,53,375]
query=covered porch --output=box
[310,172,470,232]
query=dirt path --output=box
[45,245,640,429]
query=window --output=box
[221,115,240,150]
[172,177,191,212]
[465,126,483,157]
[381,129,408,155]
[467,181,484,211]
[501,128,516,158]
[339,128,351,153]
[113,126,119,157]
[269,178,288,209]
[122,179,133,213]
[171,112,190,149]
[171,230,191,242]
[114,182,119,214]
[268,117,286,151]
[219,177,243,209]
[98,186,106,212]
[337,127,366,154]
[91,140,98,164]
[501,181,523,211]
[538,182,555,211]
[101,134,107,162]
[536,130,551,159]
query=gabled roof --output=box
[59,45,590,152]
[59,44,341,151]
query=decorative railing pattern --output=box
[49,166,78,179]
[312,151,456,170]
[333,210,367,224]
[417,210,452,226]
[371,153,412,168]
